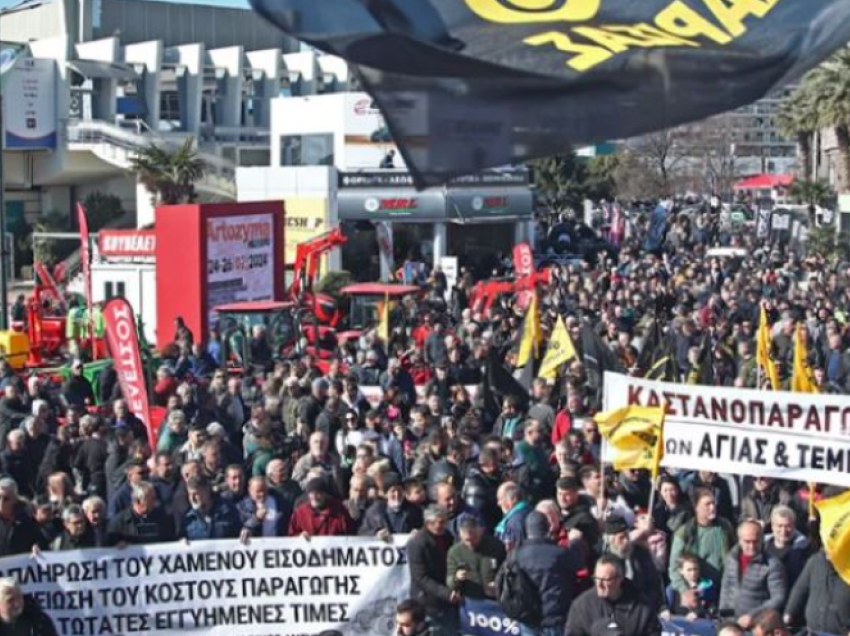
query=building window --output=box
[280,134,334,167]
[105,281,125,299]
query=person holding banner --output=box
[0,578,57,636]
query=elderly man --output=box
[566,555,660,636]
[288,478,353,538]
[0,577,57,636]
[446,515,506,601]
[603,516,666,614]
[763,505,809,589]
[180,476,243,541]
[106,481,174,546]
[238,475,290,538]
[50,505,96,551]
[719,520,787,629]
[784,546,850,636]
[292,432,340,489]
[495,481,530,551]
[0,479,42,556]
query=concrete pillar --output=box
[76,37,119,123]
[176,44,204,136]
[125,40,163,129]
[246,49,282,129]
[208,46,244,128]
[433,222,447,263]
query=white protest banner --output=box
[0,536,410,636]
[603,372,850,487]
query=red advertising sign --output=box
[98,230,157,256]
[76,203,92,314]
[513,242,535,310]
[102,298,154,449]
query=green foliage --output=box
[82,191,124,231]
[315,271,354,298]
[808,225,850,262]
[33,212,75,265]
[129,137,206,205]
[789,180,835,209]
[531,151,617,211]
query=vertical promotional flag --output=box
[512,242,535,310]
[377,291,390,342]
[594,405,665,472]
[76,203,95,357]
[102,298,154,450]
[757,305,780,390]
[792,324,818,394]
[538,315,576,380]
[815,490,850,586]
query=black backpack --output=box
[495,551,542,626]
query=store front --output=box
[336,171,533,281]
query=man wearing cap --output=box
[359,473,423,538]
[566,555,660,636]
[513,510,577,636]
[288,478,353,538]
[446,515,505,601]
[603,516,666,614]
[557,477,600,556]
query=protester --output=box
[0,577,57,636]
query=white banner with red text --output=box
[603,372,850,487]
[0,536,411,636]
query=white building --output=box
[238,60,535,281]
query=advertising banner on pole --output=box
[603,372,850,487]
[0,536,411,636]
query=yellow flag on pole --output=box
[757,305,780,390]
[594,405,665,472]
[516,291,541,368]
[538,315,576,380]
[377,291,390,342]
[792,324,818,394]
[815,489,850,586]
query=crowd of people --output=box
[0,199,848,636]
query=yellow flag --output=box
[757,306,780,390]
[594,405,665,471]
[538,315,576,380]
[377,292,390,342]
[516,291,541,368]
[815,490,850,586]
[792,324,818,394]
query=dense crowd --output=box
[0,200,848,636]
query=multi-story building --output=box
[0,0,354,238]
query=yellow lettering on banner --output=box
[465,0,601,24]
[604,23,699,48]
[574,23,697,53]
[701,0,774,37]
[655,1,733,43]
[525,31,614,71]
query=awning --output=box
[67,60,139,82]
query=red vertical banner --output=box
[102,298,154,450]
[512,241,535,310]
[76,203,94,356]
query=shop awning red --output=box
[734,174,794,190]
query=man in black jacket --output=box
[0,479,43,557]
[0,386,27,451]
[406,505,459,636]
[106,481,175,546]
[784,549,850,635]
[603,516,666,614]
[566,555,661,636]
[0,577,58,636]
[514,511,577,636]
[359,475,422,538]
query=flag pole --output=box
[646,403,667,528]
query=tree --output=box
[775,85,819,181]
[615,131,686,200]
[82,191,125,231]
[129,137,206,205]
[531,152,590,212]
[789,179,835,209]
[804,47,850,191]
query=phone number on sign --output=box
[208,254,269,275]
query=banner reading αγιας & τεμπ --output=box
[0,536,411,636]
[603,373,850,487]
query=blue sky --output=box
[0,0,250,10]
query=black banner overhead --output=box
[250,0,850,187]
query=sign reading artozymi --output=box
[604,373,850,487]
[0,536,410,636]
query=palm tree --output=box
[805,48,850,191]
[129,137,206,205]
[775,84,818,180]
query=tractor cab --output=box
[340,283,421,335]
[215,301,299,373]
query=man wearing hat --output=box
[513,510,577,636]
[288,477,353,538]
[566,555,660,636]
[603,516,666,614]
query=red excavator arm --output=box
[288,228,348,300]
[470,268,551,318]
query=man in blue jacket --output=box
[180,476,243,540]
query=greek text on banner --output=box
[603,372,850,487]
[0,536,411,636]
